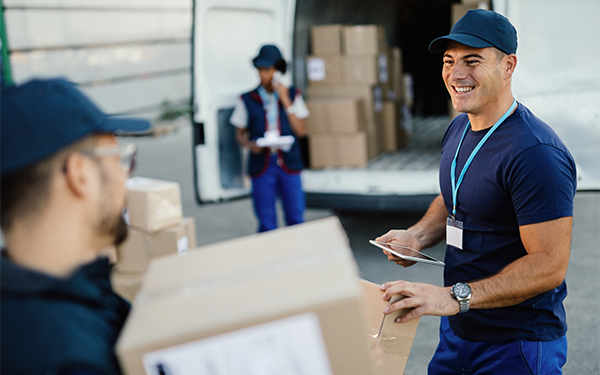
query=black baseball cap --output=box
[429,9,518,55]
[1,78,151,176]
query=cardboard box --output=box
[111,271,143,302]
[306,84,382,122]
[306,55,344,86]
[381,101,398,153]
[403,73,414,109]
[338,132,370,167]
[310,131,371,168]
[311,24,345,54]
[308,134,336,168]
[344,55,378,85]
[116,217,375,375]
[359,280,419,375]
[387,47,404,102]
[126,177,183,233]
[399,105,412,149]
[366,123,380,160]
[117,217,196,273]
[343,25,386,56]
[305,98,367,134]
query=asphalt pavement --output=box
[122,123,600,375]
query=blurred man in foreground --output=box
[377,10,576,374]
[1,78,150,375]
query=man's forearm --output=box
[470,216,572,309]
[408,194,448,249]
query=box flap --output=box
[359,279,419,375]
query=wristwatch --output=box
[451,282,471,314]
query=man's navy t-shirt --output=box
[439,103,577,342]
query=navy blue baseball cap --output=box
[1,78,151,176]
[252,45,287,73]
[429,9,517,55]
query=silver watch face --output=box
[454,283,471,298]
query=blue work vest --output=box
[240,86,304,177]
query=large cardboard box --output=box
[306,84,383,123]
[338,132,370,167]
[388,47,404,102]
[117,217,196,273]
[126,177,183,233]
[306,55,344,86]
[305,98,367,134]
[343,25,386,56]
[111,271,143,302]
[311,24,345,55]
[116,218,376,375]
[381,101,398,153]
[308,134,336,168]
[359,280,420,375]
[309,131,370,168]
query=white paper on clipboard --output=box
[369,240,445,267]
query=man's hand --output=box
[249,141,265,155]
[379,280,460,323]
[375,230,423,267]
[272,81,290,107]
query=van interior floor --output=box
[367,115,449,172]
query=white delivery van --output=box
[189,0,599,211]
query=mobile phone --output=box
[272,71,282,85]
[369,240,445,266]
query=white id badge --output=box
[447,217,463,250]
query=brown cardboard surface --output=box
[305,98,367,135]
[366,123,380,159]
[126,177,182,233]
[344,55,379,85]
[308,134,336,168]
[311,24,345,55]
[381,101,398,153]
[359,280,419,375]
[388,47,404,102]
[343,25,386,56]
[111,271,143,302]
[337,132,369,167]
[117,218,374,375]
[307,84,382,123]
[117,217,196,273]
[306,55,344,86]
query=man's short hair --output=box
[493,47,508,63]
[0,135,97,231]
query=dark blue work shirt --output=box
[439,103,577,341]
[1,251,130,375]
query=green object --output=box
[1,3,13,86]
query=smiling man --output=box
[1,78,150,375]
[376,10,577,374]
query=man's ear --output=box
[504,54,517,79]
[63,152,92,199]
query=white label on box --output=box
[378,53,389,83]
[177,235,189,255]
[142,312,333,375]
[307,57,326,81]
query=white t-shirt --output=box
[229,90,310,132]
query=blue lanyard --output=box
[258,86,279,130]
[450,99,517,217]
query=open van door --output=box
[497,0,600,190]
[191,0,296,203]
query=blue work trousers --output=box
[251,156,305,232]
[428,317,567,375]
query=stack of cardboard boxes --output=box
[110,177,197,302]
[116,217,419,375]
[305,24,411,168]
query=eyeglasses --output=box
[81,143,138,176]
